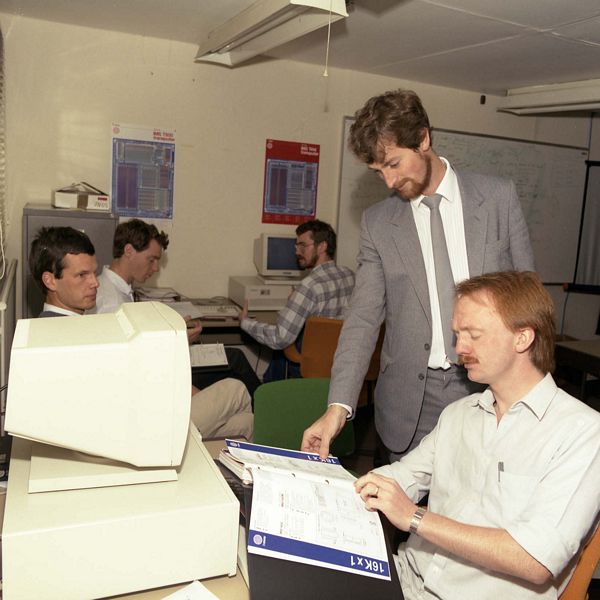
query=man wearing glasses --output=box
[239,219,355,380]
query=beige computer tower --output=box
[2,427,239,600]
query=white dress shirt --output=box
[376,374,600,600]
[41,303,80,317]
[90,266,134,314]
[411,158,469,368]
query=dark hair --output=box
[296,219,337,258]
[349,89,431,164]
[113,219,169,258]
[29,226,96,295]
[455,271,556,374]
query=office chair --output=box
[283,316,384,405]
[283,316,343,377]
[559,524,600,600]
[253,377,354,457]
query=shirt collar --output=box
[103,266,133,295]
[514,373,557,420]
[310,260,334,275]
[413,157,457,208]
[475,373,556,420]
[42,303,80,317]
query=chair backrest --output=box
[253,378,355,457]
[560,524,600,600]
[298,316,344,378]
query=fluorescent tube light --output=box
[498,79,600,115]
[195,0,348,67]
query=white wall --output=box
[0,13,596,336]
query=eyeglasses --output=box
[294,242,315,249]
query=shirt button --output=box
[418,373,425,381]
[424,343,430,351]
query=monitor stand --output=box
[257,274,304,286]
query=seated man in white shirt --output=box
[92,218,168,313]
[29,226,253,440]
[355,271,600,600]
[91,218,261,397]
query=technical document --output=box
[226,440,391,580]
[190,344,228,367]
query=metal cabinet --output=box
[22,204,118,318]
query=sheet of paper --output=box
[190,344,228,367]
[247,468,390,580]
[161,579,219,599]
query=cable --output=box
[322,0,334,77]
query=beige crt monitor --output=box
[1,303,239,600]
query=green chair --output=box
[253,377,355,457]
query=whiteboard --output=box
[574,161,600,287]
[336,118,589,284]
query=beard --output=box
[297,253,318,269]
[396,153,432,200]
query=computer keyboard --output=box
[196,304,240,318]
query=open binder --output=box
[222,440,391,580]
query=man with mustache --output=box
[355,271,600,600]
[302,89,534,462]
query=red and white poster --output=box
[262,139,320,225]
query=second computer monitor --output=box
[253,233,302,279]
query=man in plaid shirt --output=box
[239,220,355,379]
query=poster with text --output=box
[112,123,175,219]
[262,139,319,225]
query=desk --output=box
[555,339,600,401]
[110,571,248,599]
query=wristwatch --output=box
[409,507,427,535]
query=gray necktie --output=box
[422,194,456,362]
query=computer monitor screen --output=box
[5,302,190,467]
[254,233,302,278]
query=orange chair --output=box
[560,524,600,600]
[283,316,384,405]
[283,316,343,378]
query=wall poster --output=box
[111,123,176,219]
[262,139,319,225]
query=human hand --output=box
[239,300,249,321]
[355,472,417,531]
[301,404,349,460]
[185,316,202,344]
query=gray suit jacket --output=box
[329,170,535,451]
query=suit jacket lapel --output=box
[458,171,487,276]
[389,198,432,323]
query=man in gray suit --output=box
[302,89,535,462]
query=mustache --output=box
[458,354,478,366]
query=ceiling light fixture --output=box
[498,79,600,115]
[195,0,348,67]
